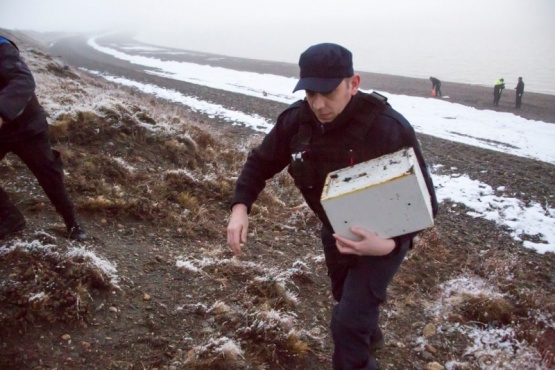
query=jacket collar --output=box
[303,92,359,134]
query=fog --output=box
[2,0,555,94]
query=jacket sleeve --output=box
[0,43,36,122]
[231,109,300,212]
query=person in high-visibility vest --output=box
[493,78,505,106]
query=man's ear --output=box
[350,75,361,95]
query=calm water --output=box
[135,1,555,96]
[350,35,555,96]
[137,31,555,96]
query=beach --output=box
[49,33,555,124]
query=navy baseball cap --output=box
[293,43,354,93]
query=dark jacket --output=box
[430,77,441,88]
[494,80,505,95]
[232,91,438,246]
[0,36,48,144]
[516,80,524,95]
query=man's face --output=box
[305,75,360,123]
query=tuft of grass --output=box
[163,138,198,167]
[81,195,126,211]
[135,111,156,125]
[79,110,102,126]
[190,128,217,149]
[49,113,74,141]
[176,191,199,211]
[287,330,309,355]
[0,240,117,326]
[457,294,514,326]
[183,336,245,369]
[208,301,232,315]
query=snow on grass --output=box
[112,157,137,173]
[185,336,244,363]
[66,246,120,288]
[429,275,553,370]
[208,301,233,315]
[164,168,218,183]
[430,274,505,319]
[0,239,57,255]
[28,292,47,302]
[176,256,265,275]
[175,260,200,273]
[461,326,544,370]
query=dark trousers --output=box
[322,227,409,370]
[494,92,501,106]
[434,84,442,97]
[0,131,76,227]
[515,94,522,108]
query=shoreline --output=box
[124,35,555,124]
[12,29,555,124]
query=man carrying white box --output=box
[227,43,438,370]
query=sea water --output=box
[135,1,555,96]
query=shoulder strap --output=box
[361,91,388,122]
[292,100,313,149]
[347,91,388,140]
[367,91,388,105]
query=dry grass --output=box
[0,240,117,327]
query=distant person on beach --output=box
[493,78,505,106]
[0,35,87,241]
[429,76,442,97]
[514,77,525,109]
[226,43,438,370]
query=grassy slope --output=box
[0,30,554,369]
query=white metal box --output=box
[321,147,434,241]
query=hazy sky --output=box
[2,0,553,59]
[2,0,554,93]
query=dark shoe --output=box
[0,209,26,239]
[369,327,385,354]
[67,224,88,241]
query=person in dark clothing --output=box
[493,78,505,106]
[514,77,524,108]
[226,43,438,370]
[429,76,442,97]
[0,35,87,241]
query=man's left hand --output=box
[334,227,396,256]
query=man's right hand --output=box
[0,116,3,129]
[226,203,249,255]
